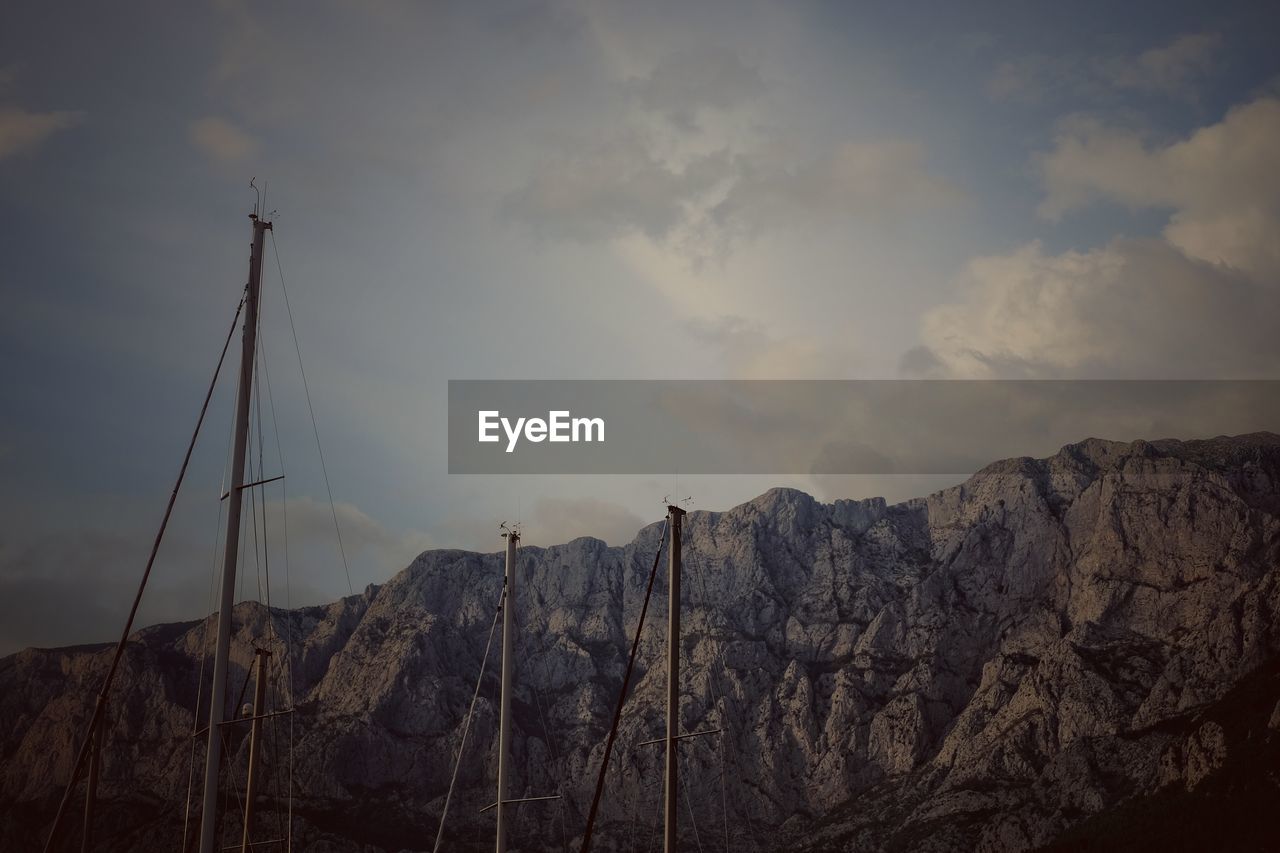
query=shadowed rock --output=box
[5,433,1280,852]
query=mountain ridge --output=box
[4,432,1280,852]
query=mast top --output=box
[664,496,691,516]
[248,177,275,226]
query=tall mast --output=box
[198,211,270,853]
[495,528,519,853]
[240,647,272,853]
[664,504,686,853]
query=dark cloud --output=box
[503,134,733,242]
[0,108,83,161]
[988,32,1222,104]
[0,498,428,655]
[630,48,764,131]
[708,140,962,241]
[0,529,208,655]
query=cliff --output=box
[5,433,1280,851]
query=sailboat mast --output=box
[198,211,270,853]
[496,529,519,853]
[240,647,272,852]
[664,504,685,853]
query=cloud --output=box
[915,239,1279,379]
[988,32,1221,104]
[0,108,83,161]
[709,140,962,241]
[503,133,733,242]
[0,528,209,655]
[409,494,648,552]
[0,496,430,655]
[915,93,1280,380]
[189,116,258,163]
[526,496,646,546]
[687,314,862,379]
[506,133,957,255]
[1101,32,1222,97]
[1039,96,1280,280]
[986,56,1060,103]
[630,47,764,131]
[259,497,434,589]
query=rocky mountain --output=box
[4,433,1280,852]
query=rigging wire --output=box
[269,655,288,850]
[258,308,297,852]
[624,733,654,847]
[646,752,662,853]
[248,453,265,613]
[237,432,252,605]
[41,288,248,853]
[181,445,234,851]
[536,686,570,851]
[218,438,259,849]
[181,326,248,853]
[682,749,705,853]
[220,719,248,847]
[579,518,668,853]
[240,271,292,850]
[684,551,745,853]
[519,608,572,852]
[432,588,506,853]
[268,229,353,596]
[250,311,270,617]
[220,293,272,847]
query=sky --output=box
[1,0,1278,653]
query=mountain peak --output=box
[5,434,1280,851]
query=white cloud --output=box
[0,108,83,161]
[506,133,958,256]
[911,94,1280,380]
[503,133,733,242]
[189,116,258,163]
[1039,96,1280,280]
[916,239,1278,378]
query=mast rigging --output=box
[198,210,271,853]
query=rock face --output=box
[4,434,1280,852]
